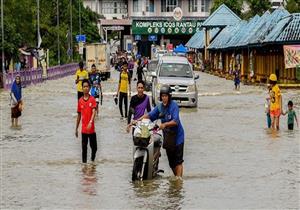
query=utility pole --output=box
[57,0,60,65]
[79,0,83,60]
[37,0,40,48]
[79,0,81,35]
[1,0,4,74]
[70,0,73,61]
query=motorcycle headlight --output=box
[187,84,196,92]
[156,83,162,90]
[146,75,152,82]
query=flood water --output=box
[1,69,299,209]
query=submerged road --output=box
[1,69,299,209]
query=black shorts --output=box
[166,143,184,169]
[288,124,294,130]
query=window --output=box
[146,0,155,12]
[102,1,127,14]
[205,0,210,12]
[189,0,198,12]
[159,63,193,78]
[133,0,142,12]
[161,0,179,12]
[201,0,205,12]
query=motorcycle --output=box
[132,119,164,181]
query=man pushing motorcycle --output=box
[131,85,185,178]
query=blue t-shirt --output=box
[148,100,184,145]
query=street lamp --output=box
[57,0,60,65]
[70,0,73,61]
[1,0,5,74]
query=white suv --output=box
[151,56,199,107]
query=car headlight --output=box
[187,85,196,92]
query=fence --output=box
[2,63,77,90]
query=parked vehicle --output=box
[132,119,163,181]
[145,60,158,91]
[155,50,167,60]
[152,56,199,107]
[86,43,111,80]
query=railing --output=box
[3,63,77,90]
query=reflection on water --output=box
[166,178,184,210]
[1,71,299,209]
[81,164,98,196]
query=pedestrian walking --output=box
[89,64,102,114]
[116,62,131,118]
[282,100,298,130]
[137,85,185,178]
[75,79,98,163]
[136,59,145,82]
[128,58,135,81]
[269,73,282,130]
[10,75,23,127]
[75,61,89,100]
[127,80,151,133]
[233,65,240,90]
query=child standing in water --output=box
[269,74,282,130]
[264,85,272,128]
[282,101,298,130]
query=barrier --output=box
[3,63,77,90]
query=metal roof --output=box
[186,28,220,49]
[202,4,241,28]
[264,15,292,42]
[207,7,296,50]
[227,15,261,48]
[208,21,244,49]
[275,13,300,42]
[185,31,203,48]
[248,8,290,44]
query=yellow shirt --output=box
[270,84,281,111]
[75,69,89,92]
[119,72,129,93]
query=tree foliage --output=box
[285,0,300,13]
[0,0,101,66]
[210,0,243,17]
[245,0,271,18]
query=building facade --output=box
[83,0,213,56]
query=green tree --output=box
[210,0,243,17]
[245,0,271,18]
[0,0,101,67]
[285,0,300,13]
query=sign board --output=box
[173,7,183,21]
[103,26,124,31]
[135,35,142,41]
[148,35,157,42]
[283,45,300,69]
[79,42,84,55]
[132,20,203,35]
[76,34,86,43]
